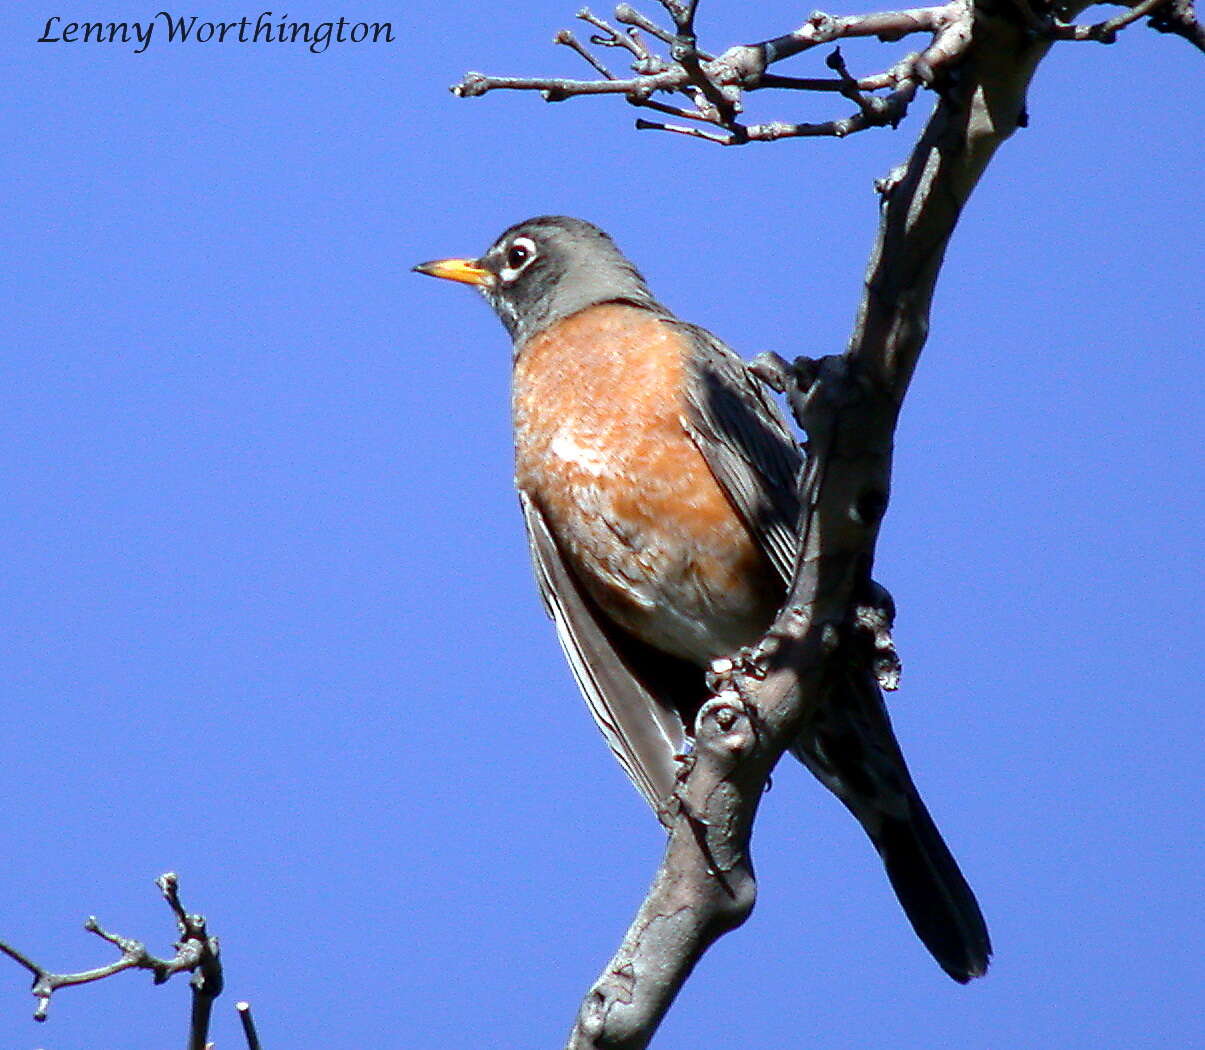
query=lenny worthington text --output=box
[37,11,395,54]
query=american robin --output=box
[415,216,990,982]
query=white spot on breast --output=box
[550,431,609,477]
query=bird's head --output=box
[414,215,663,346]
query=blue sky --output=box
[2,3,1202,1047]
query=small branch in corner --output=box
[0,873,222,1050]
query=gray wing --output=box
[675,323,991,980]
[519,491,687,822]
[675,320,804,583]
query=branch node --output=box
[696,695,754,763]
[452,71,489,98]
[853,580,902,690]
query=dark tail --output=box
[870,781,991,982]
[793,672,991,983]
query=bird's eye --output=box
[500,237,538,281]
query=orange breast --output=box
[513,303,780,664]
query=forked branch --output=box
[0,873,222,1050]
[452,0,1195,144]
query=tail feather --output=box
[873,786,991,982]
[793,671,991,982]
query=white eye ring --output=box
[499,237,538,282]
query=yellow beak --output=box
[412,257,492,287]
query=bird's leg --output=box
[750,350,852,440]
[706,653,770,755]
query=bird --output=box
[414,215,991,983]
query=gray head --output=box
[414,216,666,346]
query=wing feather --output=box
[520,492,686,820]
[675,321,803,584]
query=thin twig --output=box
[630,96,720,122]
[1049,0,1172,40]
[454,70,676,101]
[579,8,654,66]
[555,29,618,79]
[237,1000,263,1050]
[0,872,221,1049]
[634,117,738,142]
[760,6,950,64]
[615,4,682,48]
[758,73,863,92]
[638,79,918,144]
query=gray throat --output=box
[494,273,668,349]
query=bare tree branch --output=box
[1056,0,1170,38]
[452,0,1194,145]
[1008,0,1177,41]
[0,873,222,1050]
[452,2,962,140]
[237,1000,264,1050]
[1147,0,1205,48]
